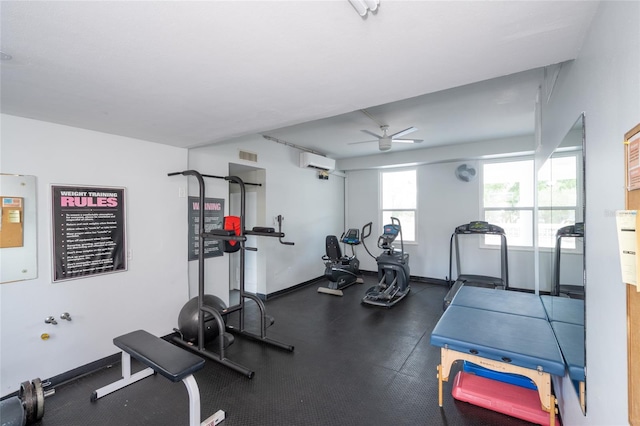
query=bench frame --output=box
[92,331,207,426]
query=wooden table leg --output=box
[438,364,443,407]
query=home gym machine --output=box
[443,220,509,310]
[317,223,371,296]
[168,170,294,378]
[552,222,584,298]
[361,218,411,308]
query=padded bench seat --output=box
[93,330,215,426]
[114,330,205,382]
[549,321,585,382]
[541,295,584,325]
[431,305,565,376]
[450,285,548,319]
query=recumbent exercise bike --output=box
[318,225,370,296]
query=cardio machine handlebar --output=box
[361,222,379,260]
[361,222,372,241]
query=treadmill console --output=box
[457,221,505,234]
[556,222,584,237]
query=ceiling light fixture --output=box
[348,0,379,17]
[0,51,12,61]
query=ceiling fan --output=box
[348,125,423,151]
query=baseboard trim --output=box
[261,275,326,300]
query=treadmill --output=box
[552,222,584,299]
[443,221,509,310]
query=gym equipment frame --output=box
[168,170,294,378]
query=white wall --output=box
[346,142,536,290]
[188,135,344,300]
[540,2,640,425]
[0,114,189,396]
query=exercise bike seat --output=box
[323,235,345,263]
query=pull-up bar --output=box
[167,171,262,186]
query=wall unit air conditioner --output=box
[299,152,335,171]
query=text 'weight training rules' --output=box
[52,186,126,282]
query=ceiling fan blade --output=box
[390,127,418,138]
[361,129,383,138]
[392,139,424,144]
[347,139,378,146]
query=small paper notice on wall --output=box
[628,132,640,190]
[616,210,640,290]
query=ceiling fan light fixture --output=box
[379,137,392,151]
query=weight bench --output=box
[92,330,221,426]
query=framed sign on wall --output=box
[51,185,127,282]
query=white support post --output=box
[182,375,201,426]
[92,352,155,400]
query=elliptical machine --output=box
[318,226,369,296]
[361,217,411,308]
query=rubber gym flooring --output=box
[35,276,539,426]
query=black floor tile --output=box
[29,277,538,426]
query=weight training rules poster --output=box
[51,185,127,282]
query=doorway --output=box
[228,163,266,305]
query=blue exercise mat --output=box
[430,305,566,376]
[550,321,585,382]
[540,296,584,325]
[450,285,547,319]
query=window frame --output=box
[379,167,418,244]
[480,155,536,250]
[536,150,583,252]
[480,152,581,252]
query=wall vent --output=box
[239,150,258,162]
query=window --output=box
[482,154,580,248]
[537,153,580,249]
[381,169,416,242]
[482,159,535,247]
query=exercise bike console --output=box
[342,228,361,245]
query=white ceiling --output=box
[0,1,599,160]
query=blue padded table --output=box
[550,320,586,411]
[430,305,565,426]
[450,285,548,319]
[540,295,584,325]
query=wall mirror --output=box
[0,174,38,283]
[538,114,586,413]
